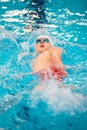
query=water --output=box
[0,0,87,130]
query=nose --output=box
[40,40,44,43]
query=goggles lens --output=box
[36,38,50,44]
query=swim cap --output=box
[36,35,53,45]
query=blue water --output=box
[0,0,87,130]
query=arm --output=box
[50,46,64,68]
[32,58,38,74]
[50,46,68,77]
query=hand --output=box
[57,63,65,70]
[55,64,68,77]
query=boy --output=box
[33,35,67,82]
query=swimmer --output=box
[32,36,77,91]
[33,35,67,84]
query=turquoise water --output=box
[0,0,87,130]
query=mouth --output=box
[40,44,44,48]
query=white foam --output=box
[30,79,87,114]
[0,26,18,46]
[18,52,29,62]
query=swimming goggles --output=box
[36,38,50,44]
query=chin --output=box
[39,49,45,53]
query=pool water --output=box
[0,0,87,130]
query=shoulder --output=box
[50,46,62,53]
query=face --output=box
[35,37,52,53]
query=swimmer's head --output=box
[35,35,52,53]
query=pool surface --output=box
[0,0,87,130]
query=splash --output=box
[0,26,19,47]
[30,79,87,114]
